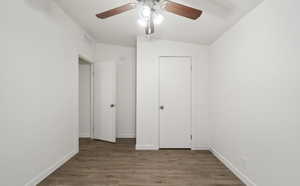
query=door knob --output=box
[160,106,164,110]
[110,104,115,108]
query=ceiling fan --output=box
[96,0,203,35]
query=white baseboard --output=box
[136,145,209,151]
[79,133,90,138]
[192,147,210,150]
[117,132,136,138]
[136,144,159,150]
[210,147,256,186]
[25,150,77,186]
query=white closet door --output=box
[93,62,116,143]
[159,57,192,148]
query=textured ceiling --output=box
[55,0,263,46]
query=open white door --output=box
[93,62,116,143]
[159,57,192,149]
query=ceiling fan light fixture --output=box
[141,5,151,18]
[153,13,164,25]
[138,18,148,27]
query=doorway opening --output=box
[79,57,136,145]
[79,57,94,139]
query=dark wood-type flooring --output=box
[39,139,244,186]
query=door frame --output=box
[158,56,193,149]
[79,55,94,139]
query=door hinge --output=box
[190,135,193,140]
[190,65,192,71]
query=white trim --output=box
[210,147,257,186]
[79,133,91,138]
[135,144,159,150]
[136,37,143,152]
[90,64,94,139]
[192,147,210,150]
[117,132,136,138]
[25,151,77,186]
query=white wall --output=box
[95,43,136,138]
[79,63,91,138]
[209,0,300,185]
[0,1,95,185]
[136,38,209,150]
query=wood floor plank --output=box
[39,139,244,186]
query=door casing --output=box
[79,56,94,139]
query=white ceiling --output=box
[55,0,263,46]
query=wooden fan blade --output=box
[96,3,136,19]
[164,1,202,20]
